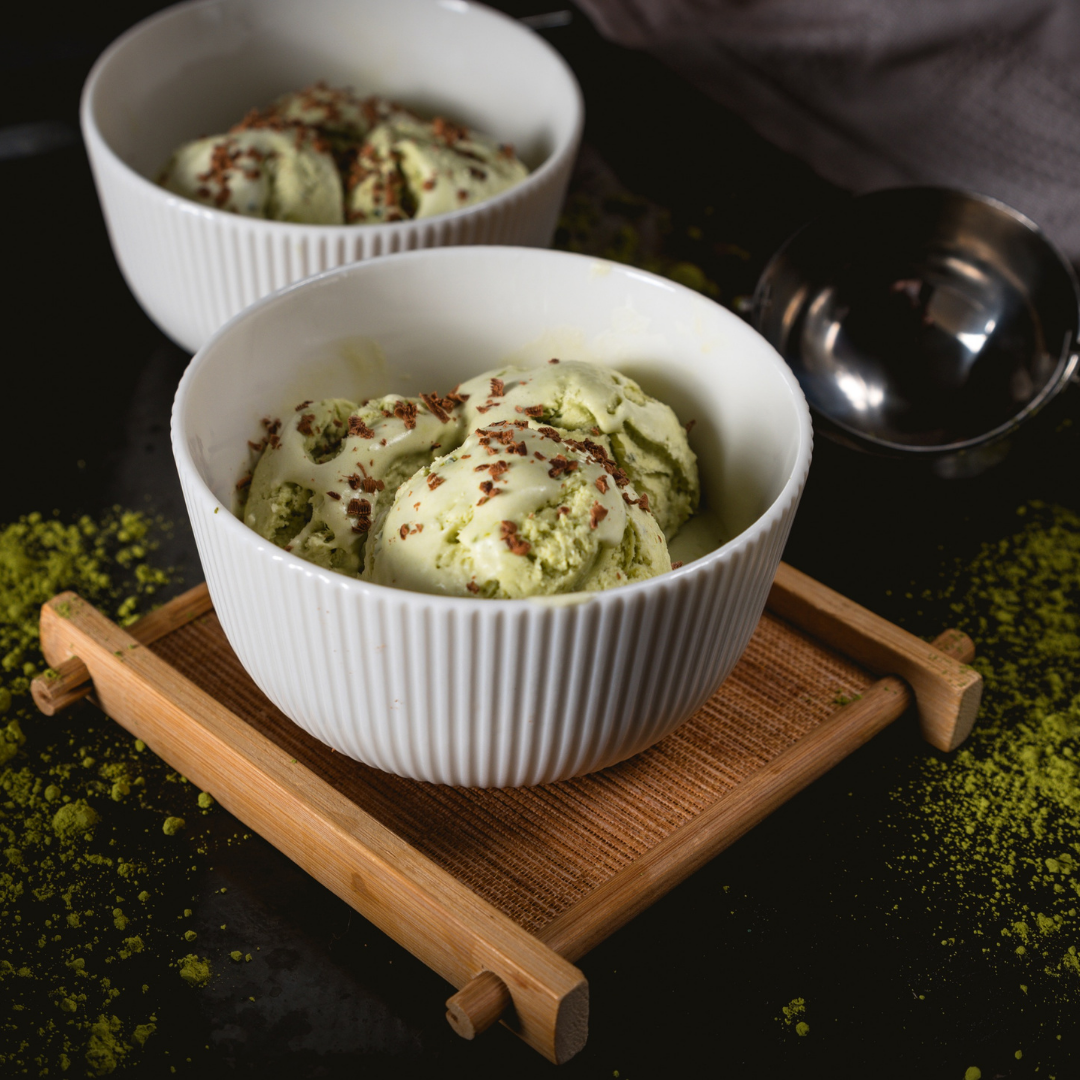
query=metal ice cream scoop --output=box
[753,188,1079,476]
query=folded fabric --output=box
[577,0,1080,262]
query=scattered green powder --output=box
[162,816,185,836]
[884,502,1080,1053]
[964,1068,981,1080]
[795,1021,810,1036]
[780,997,806,1026]
[0,509,247,1074]
[555,174,723,301]
[177,954,211,987]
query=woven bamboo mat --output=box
[149,607,871,936]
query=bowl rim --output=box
[79,0,585,236]
[171,245,814,610]
[751,185,1080,457]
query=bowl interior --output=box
[177,248,810,556]
[88,0,579,180]
[754,188,1080,452]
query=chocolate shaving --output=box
[595,476,609,494]
[537,426,562,443]
[295,400,313,411]
[474,461,510,480]
[399,524,410,540]
[393,400,419,430]
[489,377,505,397]
[419,392,452,423]
[622,491,651,512]
[547,455,578,479]
[548,357,560,364]
[466,581,480,594]
[348,416,375,439]
[477,480,501,505]
[427,474,445,490]
[514,404,545,418]
[500,520,531,556]
[236,474,252,490]
[326,490,341,500]
[589,502,608,530]
[671,561,684,569]
[296,413,317,436]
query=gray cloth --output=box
[576,0,1080,262]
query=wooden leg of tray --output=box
[444,622,979,1041]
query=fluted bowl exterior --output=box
[81,0,584,354]
[172,247,813,787]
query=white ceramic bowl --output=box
[172,247,813,787]
[82,0,583,354]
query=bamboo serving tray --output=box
[33,563,981,1064]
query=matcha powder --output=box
[0,510,241,1075]
[888,502,1080,999]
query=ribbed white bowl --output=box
[81,0,583,354]
[172,247,813,787]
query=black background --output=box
[3,2,1079,1077]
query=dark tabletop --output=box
[3,3,1079,1078]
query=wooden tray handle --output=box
[767,563,981,752]
[444,621,977,1040]
[31,583,212,715]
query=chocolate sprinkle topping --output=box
[393,400,419,430]
[595,476,609,494]
[348,416,375,439]
[296,413,316,436]
[500,520,531,556]
[427,473,445,490]
[547,455,578,479]
[589,502,608,530]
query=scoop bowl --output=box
[753,187,1079,475]
[171,246,812,787]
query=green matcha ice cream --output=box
[454,360,699,540]
[240,391,466,573]
[158,128,344,224]
[158,84,529,225]
[240,360,699,598]
[366,422,671,598]
[346,114,529,224]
